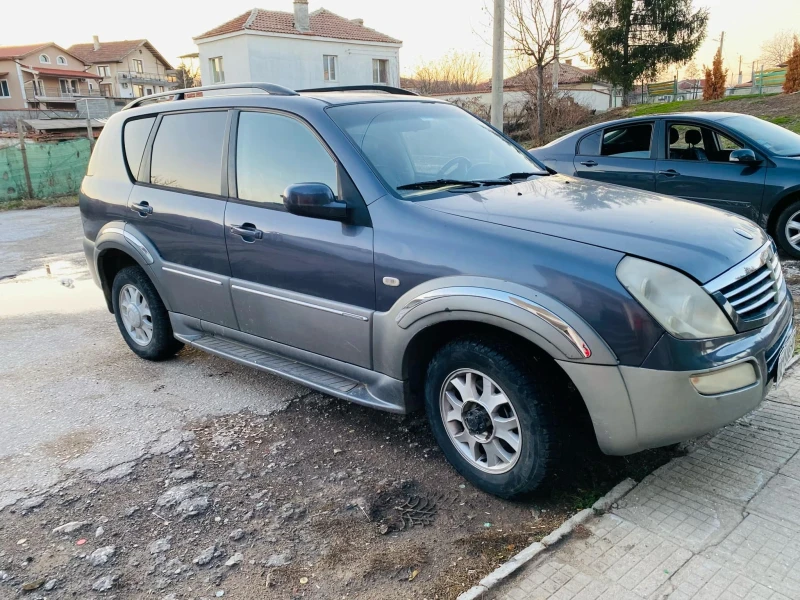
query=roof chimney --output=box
[351,18,364,26]
[93,35,100,51]
[565,59,572,66]
[294,0,310,32]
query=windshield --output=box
[718,114,800,157]
[327,102,547,198]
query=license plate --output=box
[776,328,796,388]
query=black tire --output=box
[775,199,800,259]
[111,265,183,361]
[424,337,559,499]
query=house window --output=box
[97,65,111,77]
[39,54,51,64]
[372,59,389,84]
[209,57,224,84]
[56,56,67,65]
[33,80,45,95]
[323,55,338,82]
[0,80,10,98]
[133,59,144,73]
[59,79,79,95]
[133,84,145,97]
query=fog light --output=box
[690,363,757,395]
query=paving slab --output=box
[491,365,800,600]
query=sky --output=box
[2,0,798,82]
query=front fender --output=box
[372,276,617,379]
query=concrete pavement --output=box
[493,365,800,600]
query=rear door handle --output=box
[658,169,680,177]
[130,201,153,216]
[580,160,598,167]
[230,223,263,241]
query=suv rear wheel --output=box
[111,266,183,361]
[776,200,800,259]
[424,337,558,498]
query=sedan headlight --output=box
[617,256,735,340]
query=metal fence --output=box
[0,138,90,202]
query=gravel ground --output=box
[0,207,793,599]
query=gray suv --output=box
[80,83,795,498]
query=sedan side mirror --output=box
[729,149,761,164]
[282,183,348,221]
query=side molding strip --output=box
[396,287,592,358]
[162,267,223,286]
[231,285,369,321]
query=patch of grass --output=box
[764,115,800,134]
[0,195,79,211]
[630,93,783,117]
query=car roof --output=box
[297,91,444,105]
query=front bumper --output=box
[559,292,794,455]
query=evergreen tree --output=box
[784,37,800,94]
[703,47,727,100]
[583,0,709,106]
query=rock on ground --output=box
[88,545,115,567]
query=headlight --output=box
[617,256,735,339]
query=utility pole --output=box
[718,31,725,54]
[491,0,505,131]
[552,0,562,91]
[83,99,94,150]
[737,55,742,85]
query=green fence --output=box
[0,138,91,202]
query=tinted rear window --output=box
[150,111,228,194]
[123,117,155,179]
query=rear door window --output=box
[577,130,602,156]
[601,123,653,158]
[150,111,228,195]
[123,117,155,179]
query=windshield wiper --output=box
[397,179,488,191]
[499,171,549,180]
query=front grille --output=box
[705,243,786,332]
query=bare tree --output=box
[506,0,582,142]
[761,30,799,66]
[412,50,488,95]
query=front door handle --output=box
[658,169,680,177]
[130,201,153,216]
[580,160,598,167]
[230,223,263,241]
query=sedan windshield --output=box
[718,114,800,157]
[327,102,547,198]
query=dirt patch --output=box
[0,394,678,599]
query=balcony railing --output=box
[118,71,178,86]
[23,81,102,102]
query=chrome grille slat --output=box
[704,242,786,332]
[723,268,771,299]
[736,290,777,315]
[729,278,777,307]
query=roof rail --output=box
[297,85,418,96]
[123,82,299,110]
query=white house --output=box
[194,1,402,91]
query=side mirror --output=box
[730,149,761,164]
[282,183,348,221]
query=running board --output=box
[175,333,403,412]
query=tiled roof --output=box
[499,63,599,89]
[195,7,401,44]
[0,43,53,60]
[24,66,103,79]
[67,40,174,70]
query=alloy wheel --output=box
[118,284,153,346]
[439,369,522,474]
[786,209,800,254]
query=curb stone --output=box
[455,477,638,600]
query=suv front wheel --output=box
[424,337,559,498]
[111,266,183,361]
[776,199,800,259]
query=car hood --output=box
[419,175,767,284]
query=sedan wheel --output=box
[785,209,800,254]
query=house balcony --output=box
[23,81,103,103]
[118,71,178,87]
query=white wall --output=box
[440,86,613,116]
[198,32,400,90]
[198,35,253,86]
